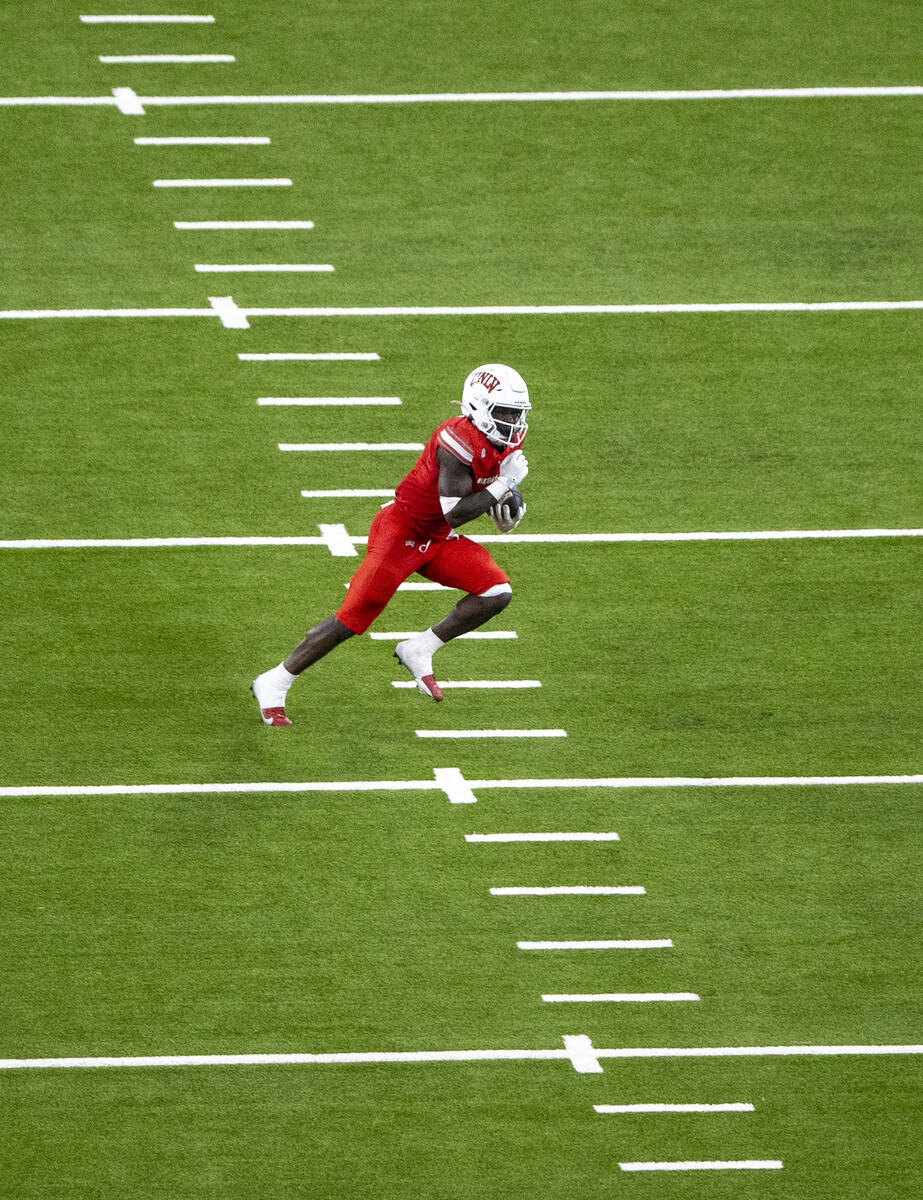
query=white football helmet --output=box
[459,363,531,449]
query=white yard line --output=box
[195,263,334,272]
[7,85,922,109]
[2,1041,919,1073]
[315,524,357,556]
[153,178,292,187]
[302,489,395,498]
[474,528,923,543]
[463,773,923,789]
[620,1160,782,1173]
[5,529,923,549]
[207,295,249,327]
[99,54,234,63]
[520,940,672,950]
[467,832,620,842]
[260,397,400,406]
[597,1103,754,1113]
[211,300,923,318]
[80,14,216,22]
[369,631,517,640]
[135,136,269,144]
[543,993,700,1002]
[175,220,314,229]
[416,729,566,739]
[278,442,423,451]
[0,536,345,549]
[240,352,378,360]
[113,87,147,114]
[1,773,919,799]
[393,681,541,689]
[433,766,478,805]
[2,301,922,323]
[491,886,646,896]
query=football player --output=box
[251,363,531,725]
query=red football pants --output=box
[336,503,510,634]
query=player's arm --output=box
[437,446,528,529]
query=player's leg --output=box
[283,615,355,672]
[432,582,511,640]
[394,537,511,701]
[251,615,355,726]
[251,505,413,725]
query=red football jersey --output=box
[393,415,513,540]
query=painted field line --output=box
[0,97,117,109]
[474,528,923,543]
[195,263,334,272]
[80,14,216,22]
[0,536,345,549]
[135,136,269,145]
[620,1160,782,1173]
[463,774,923,789]
[520,940,672,950]
[600,1044,923,1062]
[316,524,357,556]
[264,396,398,409]
[0,307,221,321]
[4,527,922,548]
[279,442,422,451]
[466,832,620,842]
[4,86,923,110]
[0,780,448,799]
[153,178,291,187]
[597,1103,753,1114]
[2,1041,920,1074]
[2,773,920,799]
[239,301,923,317]
[99,54,234,63]
[303,489,394,498]
[2,301,922,322]
[491,886,646,896]
[0,1050,575,1071]
[543,993,699,1003]
[369,631,517,640]
[133,85,923,104]
[396,581,450,590]
[480,772,923,792]
[208,295,249,326]
[416,729,566,739]
[176,220,314,229]
[241,352,378,361]
[393,681,540,690]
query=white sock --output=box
[412,628,445,656]
[264,662,297,692]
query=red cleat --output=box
[418,673,444,702]
[251,680,294,726]
[394,642,444,701]
[259,705,293,727]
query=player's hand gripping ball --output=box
[490,485,526,532]
[503,485,524,520]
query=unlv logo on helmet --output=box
[471,370,501,393]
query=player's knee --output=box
[478,582,512,613]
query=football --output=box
[503,485,524,519]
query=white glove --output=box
[486,450,529,500]
[499,449,528,487]
[490,499,527,533]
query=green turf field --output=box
[1,3,921,1197]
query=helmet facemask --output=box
[482,402,529,449]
